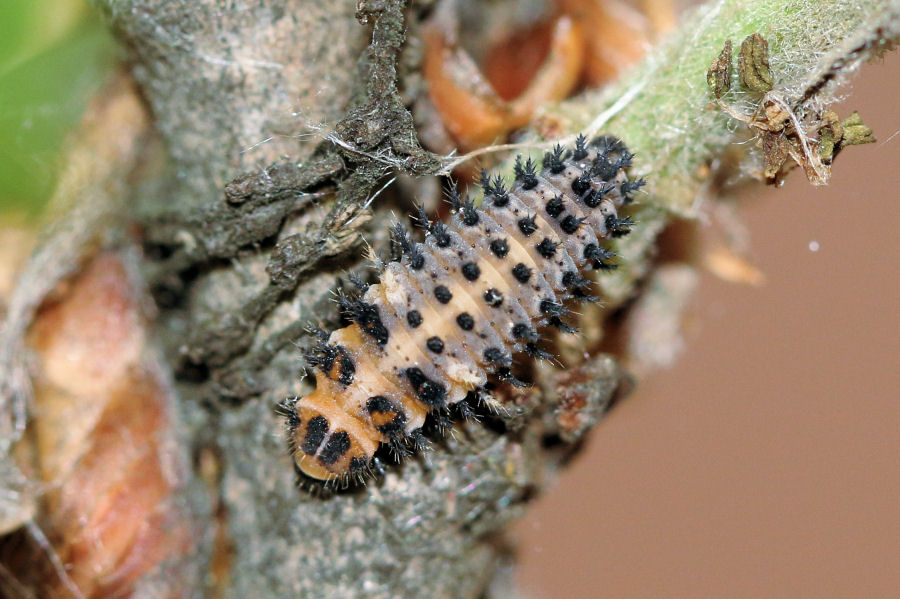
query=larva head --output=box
[288,392,378,481]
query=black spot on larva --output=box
[512,322,539,342]
[571,172,592,196]
[367,396,407,437]
[583,182,613,208]
[573,133,589,161]
[339,299,390,346]
[606,215,634,238]
[319,431,351,465]
[560,215,584,234]
[584,244,616,268]
[338,351,355,385]
[512,263,532,283]
[483,347,511,367]
[546,196,565,218]
[456,312,475,330]
[536,238,558,259]
[409,252,425,270]
[367,395,393,414]
[426,336,445,353]
[404,367,447,408]
[483,288,503,307]
[434,285,452,304]
[514,156,539,190]
[518,216,537,236]
[349,457,369,474]
[543,144,566,174]
[525,343,554,359]
[377,413,407,438]
[562,270,590,289]
[461,262,480,281]
[591,154,618,180]
[302,415,328,455]
[407,310,423,328]
[539,298,566,317]
[306,341,339,374]
[489,239,509,258]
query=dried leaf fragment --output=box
[820,110,875,163]
[817,110,843,161]
[840,110,876,146]
[707,39,733,98]
[708,32,874,186]
[738,33,774,92]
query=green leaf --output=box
[0,8,115,216]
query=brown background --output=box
[515,52,900,598]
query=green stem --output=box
[553,0,900,214]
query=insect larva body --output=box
[282,134,644,482]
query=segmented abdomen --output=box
[283,135,643,481]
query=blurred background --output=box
[0,0,113,217]
[1,1,897,598]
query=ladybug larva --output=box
[281,134,644,483]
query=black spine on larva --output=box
[572,134,589,161]
[543,144,566,174]
[514,156,539,190]
[338,297,390,346]
[289,134,639,481]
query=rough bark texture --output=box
[97,0,366,201]
[1,0,898,597]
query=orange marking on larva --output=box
[284,135,644,484]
